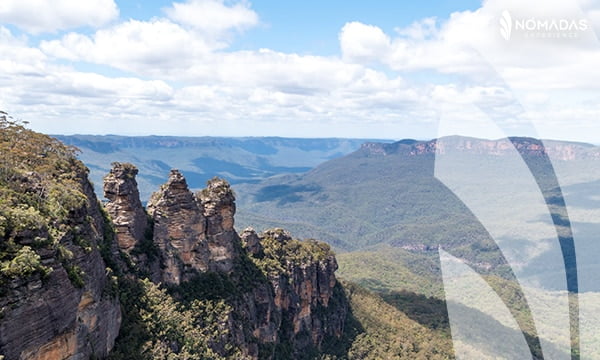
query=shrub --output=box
[0,246,51,279]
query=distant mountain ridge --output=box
[55,135,391,201]
[360,136,600,160]
[235,135,600,259]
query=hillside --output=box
[235,137,599,275]
[234,139,502,270]
[55,135,389,202]
[232,136,600,358]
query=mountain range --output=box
[55,135,390,202]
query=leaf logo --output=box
[500,10,512,41]
[434,133,574,359]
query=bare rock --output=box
[103,162,147,253]
[147,169,209,284]
[240,227,263,256]
[1,170,121,360]
[198,177,239,273]
[256,229,348,355]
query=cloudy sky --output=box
[0,0,599,141]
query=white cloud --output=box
[395,17,438,40]
[0,27,47,76]
[339,22,391,63]
[332,0,600,141]
[185,49,365,91]
[0,0,118,34]
[41,19,215,74]
[3,1,600,141]
[165,0,258,34]
[338,0,600,82]
[1,19,426,138]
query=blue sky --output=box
[111,1,481,54]
[0,0,599,141]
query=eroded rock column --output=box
[103,162,148,253]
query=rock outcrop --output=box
[0,122,348,360]
[256,229,347,353]
[143,171,243,284]
[146,169,209,284]
[104,167,348,358]
[198,177,239,273]
[240,227,263,256]
[0,166,121,360]
[103,162,147,253]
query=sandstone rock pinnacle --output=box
[103,162,147,253]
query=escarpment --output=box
[250,229,347,353]
[360,136,600,160]
[0,127,121,360]
[102,163,348,359]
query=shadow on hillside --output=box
[319,284,365,359]
[382,290,572,360]
[382,290,450,332]
[445,299,571,360]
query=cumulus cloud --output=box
[339,22,391,63]
[0,0,118,34]
[333,0,600,141]
[2,0,600,141]
[165,0,259,34]
[41,19,216,74]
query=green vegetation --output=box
[9,123,587,358]
[0,245,51,280]
[235,150,503,269]
[108,278,240,360]
[337,246,444,297]
[0,113,92,287]
[250,228,333,277]
[337,281,453,359]
[336,247,592,358]
[65,264,85,288]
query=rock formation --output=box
[104,166,348,358]
[0,122,348,360]
[103,162,147,253]
[198,177,239,273]
[240,227,263,256]
[0,159,347,360]
[146,169,209,283]
[256,229,346,352]
[0,166,121,360]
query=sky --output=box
[0,0,599,141]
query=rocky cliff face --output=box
[103,162,147,253]
[0,152,347,360]
[146,169,209,284]
[0,165,121,360]
[255,229,347,353]
[198,177,239,273]
[144,171,241,284]
[103,164,348,359]
[361,136,600,160]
